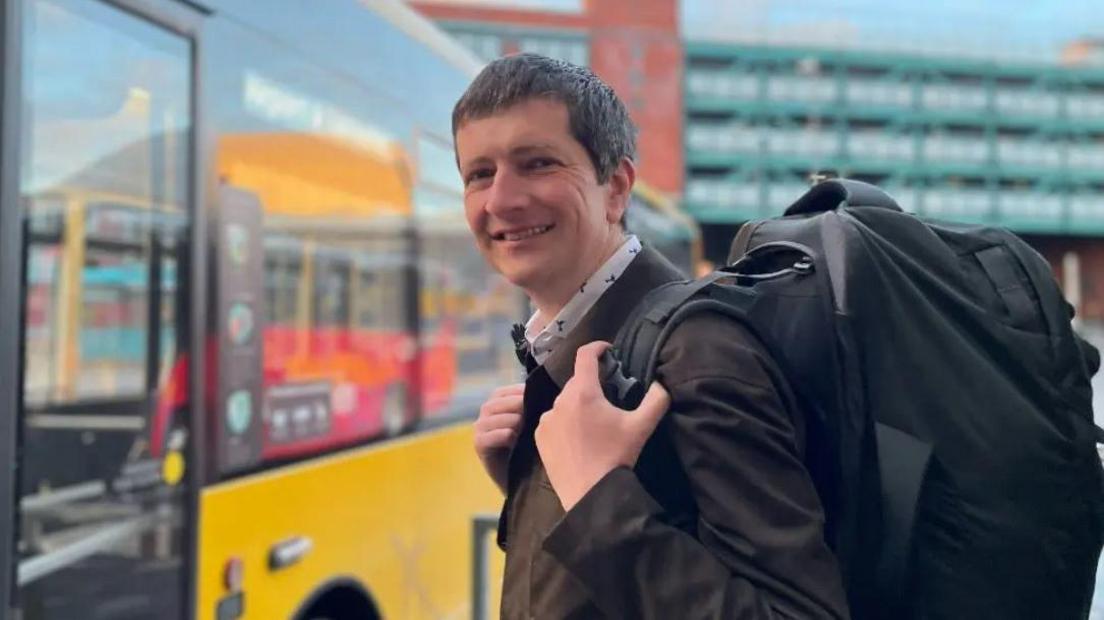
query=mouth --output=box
[491,224,555,242]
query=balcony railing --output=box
[848,130,914,161]
[683,180,1104,234]
[686,68,1104,125]
[921,84,987,112]
[686,122,1104,176]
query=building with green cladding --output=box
[684,41,1104,319]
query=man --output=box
[455,53,848,619]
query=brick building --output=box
[415,2,1104,322]
[411,0,685,197]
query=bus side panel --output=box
[196,423,503,620]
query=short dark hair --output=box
[452,53,637,184]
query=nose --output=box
[484,167,530,217]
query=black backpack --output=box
[604,179,1104,619]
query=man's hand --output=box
[535,341,670,512]
[475,383,525,495]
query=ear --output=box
[604,157,635,225]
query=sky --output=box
[413,0,582,11]
[414,0,1104,63]
[680,0,1104,62]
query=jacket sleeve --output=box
[541,313,850,619]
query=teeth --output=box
[501,225,551,241]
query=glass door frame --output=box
[0,0,210,617]
[0,0,25,615]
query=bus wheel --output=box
[295,580,379,620]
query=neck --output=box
[527,230,625,325]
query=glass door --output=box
[12,0,194,617]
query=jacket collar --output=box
[540,245,686,388]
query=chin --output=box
[498,263,546,291]
[500,269,539,290]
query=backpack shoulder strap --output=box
[999,235,1067,345]
[613,238,823,392]
[612,277,712,388]
[729,219,765,263]
[974,244,1038,331]
[612,269,759,393]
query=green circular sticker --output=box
[226,390,253,435]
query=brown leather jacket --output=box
[497,246,849,619]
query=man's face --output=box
[455,98,630,302]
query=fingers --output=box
[480,384,524,418]
[629,382,670,435]
[479,394,524,419]
[475,412,521,433]
[475,393,522,459]
[475,427,517,452]
[570,341,611,394]
[491,383,525,398]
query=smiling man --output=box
[454,54,848,619]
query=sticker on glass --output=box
[226,389,253,435]
[228,302,255,346]
[225,224,249,266]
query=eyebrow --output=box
[510,143,560,157]
[460,143,562,172]
[460,155,493,172]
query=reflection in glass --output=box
[199,15,524,474]
[214,92,418,466]
[17,0,191,617]
[414,131,523,419]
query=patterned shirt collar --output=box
[524,235,642,365]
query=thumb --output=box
[628,382,670,436]
[571,341,611,392]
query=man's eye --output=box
[465,169,493,185]
[526,157,556,170]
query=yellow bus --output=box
[0,1,702,618]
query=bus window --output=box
[312,249,352,327]
[211,69,419,468]
[356,268,380,326]
[352,241,408,333]
[15,0,192,617]
[264,239,302,326]
[79,205,158,400]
